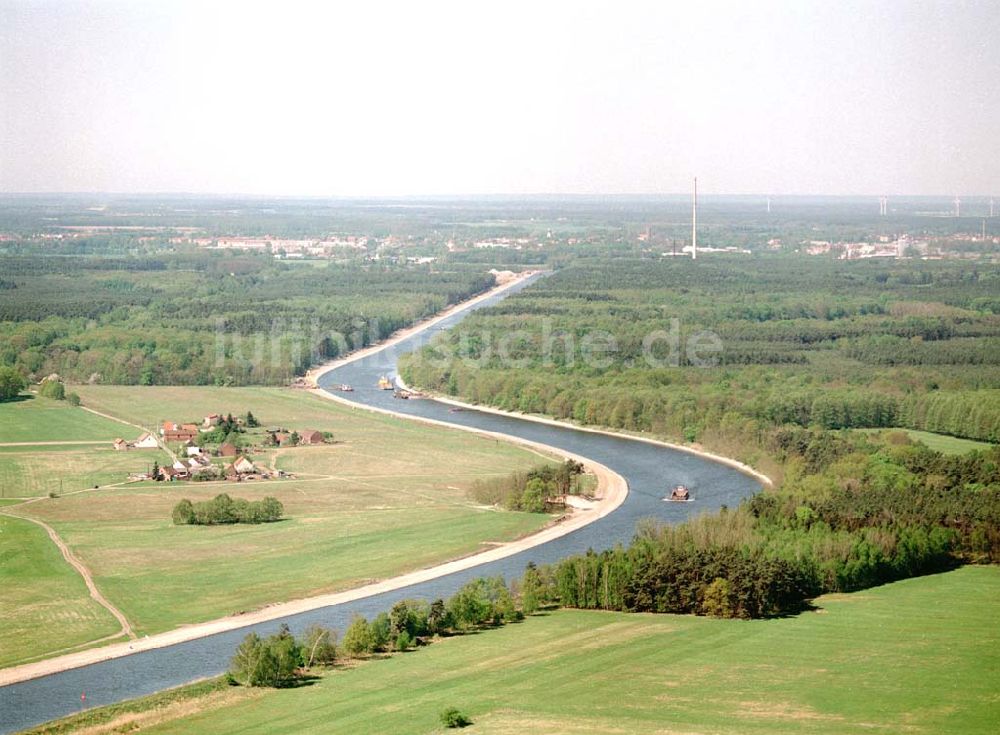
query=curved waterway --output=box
[1,274,762,733]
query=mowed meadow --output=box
[0,515,124,667]
[33,566,1000,735]
[1,386,558,665]
[0,396,134,443]
[0,396,153,499]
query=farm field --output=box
[0,445,162,498]
[2,386,557,664]
[36,565,1000,735]
[856,428,996,455]
[0,515,123,668]
[0,396,137,444]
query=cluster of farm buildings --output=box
[114,412,327,483]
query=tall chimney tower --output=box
[692,177,698,260]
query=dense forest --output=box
[402,258,1000,443]
[0,252,494,385]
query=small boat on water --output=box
[664,484,693,502]
[336,384,354,392]
[377,376,394,390]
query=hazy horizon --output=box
[2,1,999,197]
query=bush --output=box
[394,630,413,651]
[302,625,337,667]
[228,627,302,688]
[370,612,391,652]
[171,499,195,525]
[0,366,27,401]
[440,708,472,728]
[701,577,735,618]
[38,378,65,400]
[341,615,374,657]
[66,392,81,406]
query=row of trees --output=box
[229,576,523,688]
[172,494,283,525]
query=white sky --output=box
[1,0,998,196]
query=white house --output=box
[132,432,159,449]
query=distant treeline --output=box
[402,258,1000,442]
[0,252,495,385]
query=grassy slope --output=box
[856,428,995,455]
[0,515,122,668]
[41,566,998,735]
[0,396,137,443]
[4,386,554,660]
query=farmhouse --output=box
[233,456,255,474]
[162,421,199,443]
[300,430,325,445]
[219,442,239,457]
[157,465,187,481]
[112,438,128,451]
[203,414,221,427]
[132,432,159,449]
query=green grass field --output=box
[47,501,547,635]
[0,396,137,443]
[33,566,1000,735]
[857,428,995,455]
[0,445,163,498]
[0,515,123,668]
[3,386,557,663]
